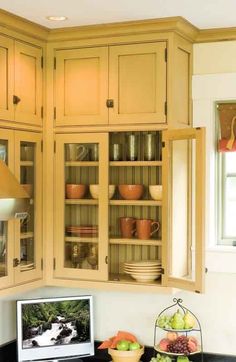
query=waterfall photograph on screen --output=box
[21,299,91,349]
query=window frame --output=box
[216,101,236,246]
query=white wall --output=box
[1,40,236,357]
[0,273,236,355]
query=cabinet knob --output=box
[13,258,20,267]
[13,95,21,105]
[106,99,114,108]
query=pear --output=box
[171,309,185,329]
[177,357,190,362]
[183,311,195,329]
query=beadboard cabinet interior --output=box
[0,129,43,290]
[0,34,43,127]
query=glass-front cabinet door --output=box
[54,133,109,280]
[14,131,43,284]
[162,128,205,293]
[0,129,14,289]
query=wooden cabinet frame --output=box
[162,128,205,293]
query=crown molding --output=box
[47,16,198,43]
[196,26,236,43]
[1,8,236,45]
[0,9,49,42]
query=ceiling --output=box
[0,0,236,30]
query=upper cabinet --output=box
[53,33,192,128]
[0,129,43,291]
[0,35,43,127]
[54,127,205,293]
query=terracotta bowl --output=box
[66,184,87,199]
[90,184,116,199]
[149,185,162,201]
[22,184,33,198]
[118,184,144,200]
[108,347,144,362]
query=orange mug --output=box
[119,217,136,238]
[136,219,160,240]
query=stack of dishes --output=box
[66,225,98,237]
[123,260,162,283]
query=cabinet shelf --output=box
[65,236,98,243]
[65,161,98,167]
[20,232,34,239]
[109,238,162,246]
[110,200,162,206]
[110,161,162,167]
[65,199,98,205]
[20,161,34,167]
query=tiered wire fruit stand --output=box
[153,298,203,362]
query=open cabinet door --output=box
[162,128,205,293]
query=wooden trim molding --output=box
[196,26,236,43]
[1,8,236,44]
[0,8,49,41]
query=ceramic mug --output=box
[136,219,160,240]
[119,217,136,238]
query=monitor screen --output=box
[17,295,94,362]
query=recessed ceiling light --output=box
[46,16,68,21]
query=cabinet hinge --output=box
[41,56,43,69]
[53,258,56,270]
[54,140,56,153]
[162,141,165,148]
[41,106,43,118]
[165,48,167,62]
[41,140,43,152]
[54,107,56,120]
[164,101,167,116]
[54,57,56,70]
[41,258,43,270]
[161,268,165,274]
[205,267,208,273]
[105,256,108,264]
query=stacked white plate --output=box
[123,260,162,283]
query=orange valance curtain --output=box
[218,103,236,152]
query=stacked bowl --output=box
[123,260,162,283]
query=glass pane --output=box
[0,139,8,164]
[224,176,236,237]
[20,141,36,271]
[64,142,99,270]
[0,139,9,277]
[0,222,7,277]
[169,138,196,282]
[225,152,236,174]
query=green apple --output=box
[116,340,130,351]
[129,342,141,350]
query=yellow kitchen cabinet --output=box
[53,128,205,293]
[54,133,109,281]
[0,129,43,290]
[54,36,190,128]
[0,35,43,127]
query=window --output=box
[217,102,236,246]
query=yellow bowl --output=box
[108,347,144,362]
[89,185,116,199]
[149,185,162,201]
